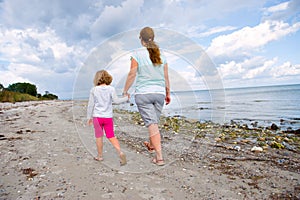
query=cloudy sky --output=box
[0,0,299,99]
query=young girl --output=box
[87,70,129,166]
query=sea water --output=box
[116,84,300,130]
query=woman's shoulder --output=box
[131,48,148,58]
[160,50,167,64]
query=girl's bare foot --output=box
[152,157,165,166]
[94,156,103,161]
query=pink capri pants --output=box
[92,117,115,138]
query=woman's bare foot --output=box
[143,141,155,153]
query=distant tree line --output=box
[0,82,58,100]
[6,82,37,96]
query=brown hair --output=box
[93,70,112,86]
[140,27,162,66]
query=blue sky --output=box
[0,0,299,99]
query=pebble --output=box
[270,123,279,130]
[282,142,294,151]
[251,146,263,152]
[277,159,286,164]
[233,146,241,151]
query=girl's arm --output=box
[86,89,95,124]
[123,58,138,95]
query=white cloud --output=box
[262,0,300,22]
[192,26,237,38]
[26,28,75,60]
[270,62,300,77]
[218,57,259,79]
[0,0,106,42]
[207,20,300,58]
[0,29,41,63]
[219,61,244,79]
[1,62,72,96]
[218,56,300,85]
[217,57,299,88]
[0,27,85,70]
[0,26,87,98]
[0,71,30,88]
[0,0,266,42]
[90,0,143,39]
[265,1,289,13]
[171,64,205,91]
[242,58,277,79]
[7,63,48,76]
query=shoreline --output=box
[1,100,299,199]
[158,113,300,133]
[114,108,300,154]
[114,107,300,133]
[114,101,300,132]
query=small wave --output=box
[253,100,270,102]
[198,107,210,110]
[196,101,211,104]
[291,117,300,120]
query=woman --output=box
[123,27,171,166]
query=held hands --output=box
[126,93,130,100]
[122,91,130,102]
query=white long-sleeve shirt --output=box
[87,85,128,119]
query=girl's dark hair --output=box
[140,27,162,66]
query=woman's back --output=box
[132,48,166,94]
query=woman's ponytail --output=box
[146,41,162,66]
[140,27,163,66]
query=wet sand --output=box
[0,100,299,199]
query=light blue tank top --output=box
[131,48,167,94]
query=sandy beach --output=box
[0,100,299,199]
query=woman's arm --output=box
[164,63,171,105]
[123,58,138,95]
